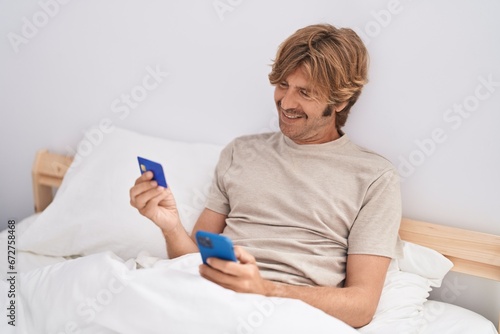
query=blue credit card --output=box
[137,156,168,188]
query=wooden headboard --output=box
[401,218,500,281]
[32,149,73,213]
[32,149,500,330]
[401,219,500,332]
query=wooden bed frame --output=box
[32,149,500,331]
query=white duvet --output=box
[1,222,498,334]
[15,251,358,334]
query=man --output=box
[129,23,402,328]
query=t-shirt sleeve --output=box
[204,140,234,215]
[347,167,403,259]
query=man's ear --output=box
[334,101,349,112]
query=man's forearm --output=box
[163,223,198,258]
[265,282,376,328]
[198,248,387,328]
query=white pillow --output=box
[359,241,454,334]
[397,241,453,287]
[19,127,223,260]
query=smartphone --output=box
[137,156,168,188]
[195,231,237,265]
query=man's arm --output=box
[165,208,228,258]
[130,171,227,258]
[269,254,389,328]
[199,247,390,328]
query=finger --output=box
[206,257,240,275]
[234,246,256,265]
[132,185,165,210]
[137,189,167,218]
[199,264,239,288]
[130,180,159,206]
[134,171,154,185]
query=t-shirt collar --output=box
[281,132,350,151]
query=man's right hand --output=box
[129,171,181,234]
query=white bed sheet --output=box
[420,300,497,334]
[0,214,68,277]
[1,215,497,334]
[1,215,68,334]
[17,252,359,334]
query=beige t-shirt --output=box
[205,132,403,287]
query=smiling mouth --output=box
[279,104,306,120]
[282,110,303,119]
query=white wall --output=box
[1,0,499,327]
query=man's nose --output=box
[280,90,298,110]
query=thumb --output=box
[234,246,256,264]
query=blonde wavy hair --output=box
[269,24,369,131]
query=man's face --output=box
[274,66,340,145]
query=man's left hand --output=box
[199,246,274,295]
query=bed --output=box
[1,127,499,334]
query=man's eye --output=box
[279,82,288,88]
[300,90,311,98]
